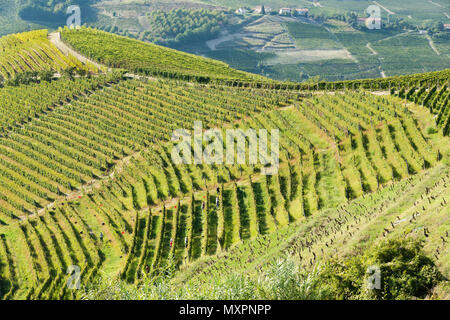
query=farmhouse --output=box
[294,8,309,16]
[279,8,291,15]
[235,8,250,15]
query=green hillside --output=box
[0,28,448,300]
[177,163,450,299]
[60,27,266,83]
[0,30,98,82]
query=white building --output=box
[253,6,264,14]
[235,8,249,15]
[279,8,291,15]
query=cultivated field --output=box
[0,28,448,300]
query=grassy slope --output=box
[172,100,450,298]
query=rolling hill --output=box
[2,1,449,83]
[0,28,448,300]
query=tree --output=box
[318,238,442,300]
[39,70,54,82]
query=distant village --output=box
[235,6,450,31]
[235,5,309,17]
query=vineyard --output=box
[174,162,449,298]
[0,30,97,82]
[0,73,120,133]
[0,28,448,300]
[59,27,450,91]
[60,27,265,84]
[0,75,446,298]
[392,84,450,136]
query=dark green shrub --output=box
[318,238,443,300]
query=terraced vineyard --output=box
[0,30,98,82]
[0,29,448,300]
[175,163,450,295]
[59,27,450,91]
[0,79,293,220]
[0,77,298,298]
[0,72,445,298]
[393,84,450,136]
[0,73,120,132]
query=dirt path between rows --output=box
[365,43,387,78]
[49,32,106,71]
[425,34,441,56]
[366,42,378,55]
[428,0,443,8]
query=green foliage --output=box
[256,258,332,300]
[18,0,92,23]
[0,74,120,133]
[427,126,438,134]
[319,238,443,300]
[0,30,98,83]
[81,237,444,301]
[393,82,449,136]
[80,256,331,300]
[143,9,226,46]
[318,69,450,91]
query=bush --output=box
[318,238,443,300]
[427,126,438,134]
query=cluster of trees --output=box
[319,239,442,299]
[141,9,228,46]
[1,68,93,87]
[18,0,92,23]
[2,70,54,86]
